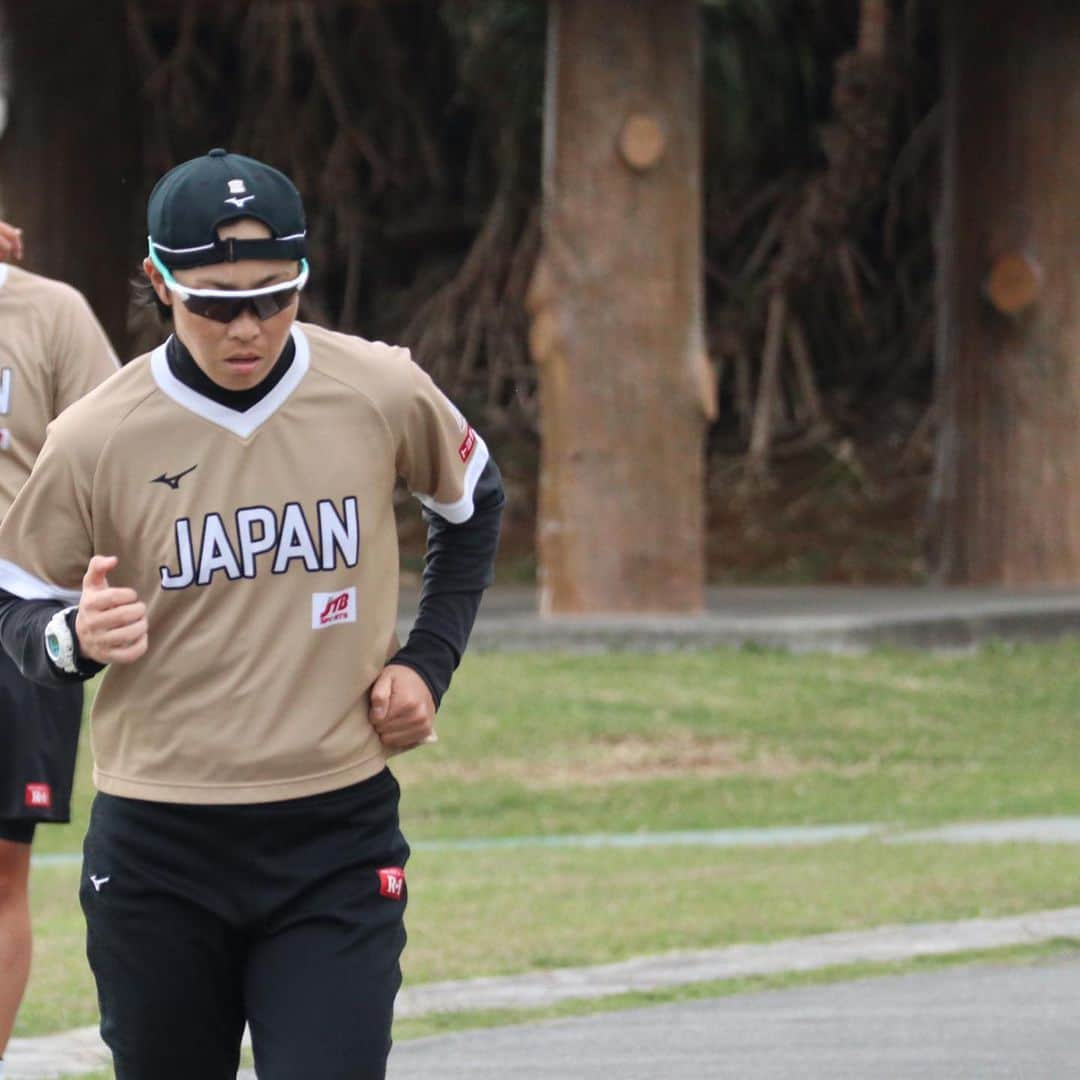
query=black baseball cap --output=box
[147,148,307,269]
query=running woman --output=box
[0,150,503,1080]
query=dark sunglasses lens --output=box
[183,287,299,324]
[183,296,247,323]
[251,288,298,320]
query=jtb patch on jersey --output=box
[311,586,357,629]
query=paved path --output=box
[390,908,1080,1018]
[8,907,1080,1078]
[387,956,1080,1079]
[402,584,1080,652]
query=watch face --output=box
[46,632,61,660]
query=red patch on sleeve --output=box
[378,866,405,900]
[25,783,52,809]
[458,427,477,463]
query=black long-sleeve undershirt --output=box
[0,335,503,703]
[0,599,98,685]
[389,457,505,706]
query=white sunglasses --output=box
[149,247,309,323]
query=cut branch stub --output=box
[528,308,561,366]
[618,112,667,171]
[984,251,1042,315]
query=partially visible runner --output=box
[0,219,118,1079]
[0,151,503,1079]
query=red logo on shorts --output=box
[25,783,51,809]
[458,426,476,463]
[378,867,405,900]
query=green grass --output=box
[21,866,95,1035]
[21,839,1080,1037]
[394,641,1080,836]
[17,640,1080,1043]
[32,641,1080,854]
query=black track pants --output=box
[80,768,409,1080]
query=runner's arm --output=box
[390,456,504,707]
[0,590,103,685]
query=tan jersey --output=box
[0,264,119,519]
[0,322,489,804]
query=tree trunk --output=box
[529,0,711,613]
[929,0,1080,584]
[0,1,141,356]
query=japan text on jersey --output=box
[159,497,360,589]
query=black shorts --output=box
[81,767,410,1080]
[0,818,37,844]
[0,644,83,832]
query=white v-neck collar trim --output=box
[0,264,9,290]
[150,324,310,438]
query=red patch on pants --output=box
[25,783,51,809]
[378,866,405,900]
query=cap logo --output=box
[224,178,255,208]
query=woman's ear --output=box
[143,256,172,308]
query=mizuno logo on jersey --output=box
[160,497,360,589]
[152,465,197,490]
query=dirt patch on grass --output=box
[409,731,814,787]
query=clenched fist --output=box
[368,664,436,751]
[74,555,148,665]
